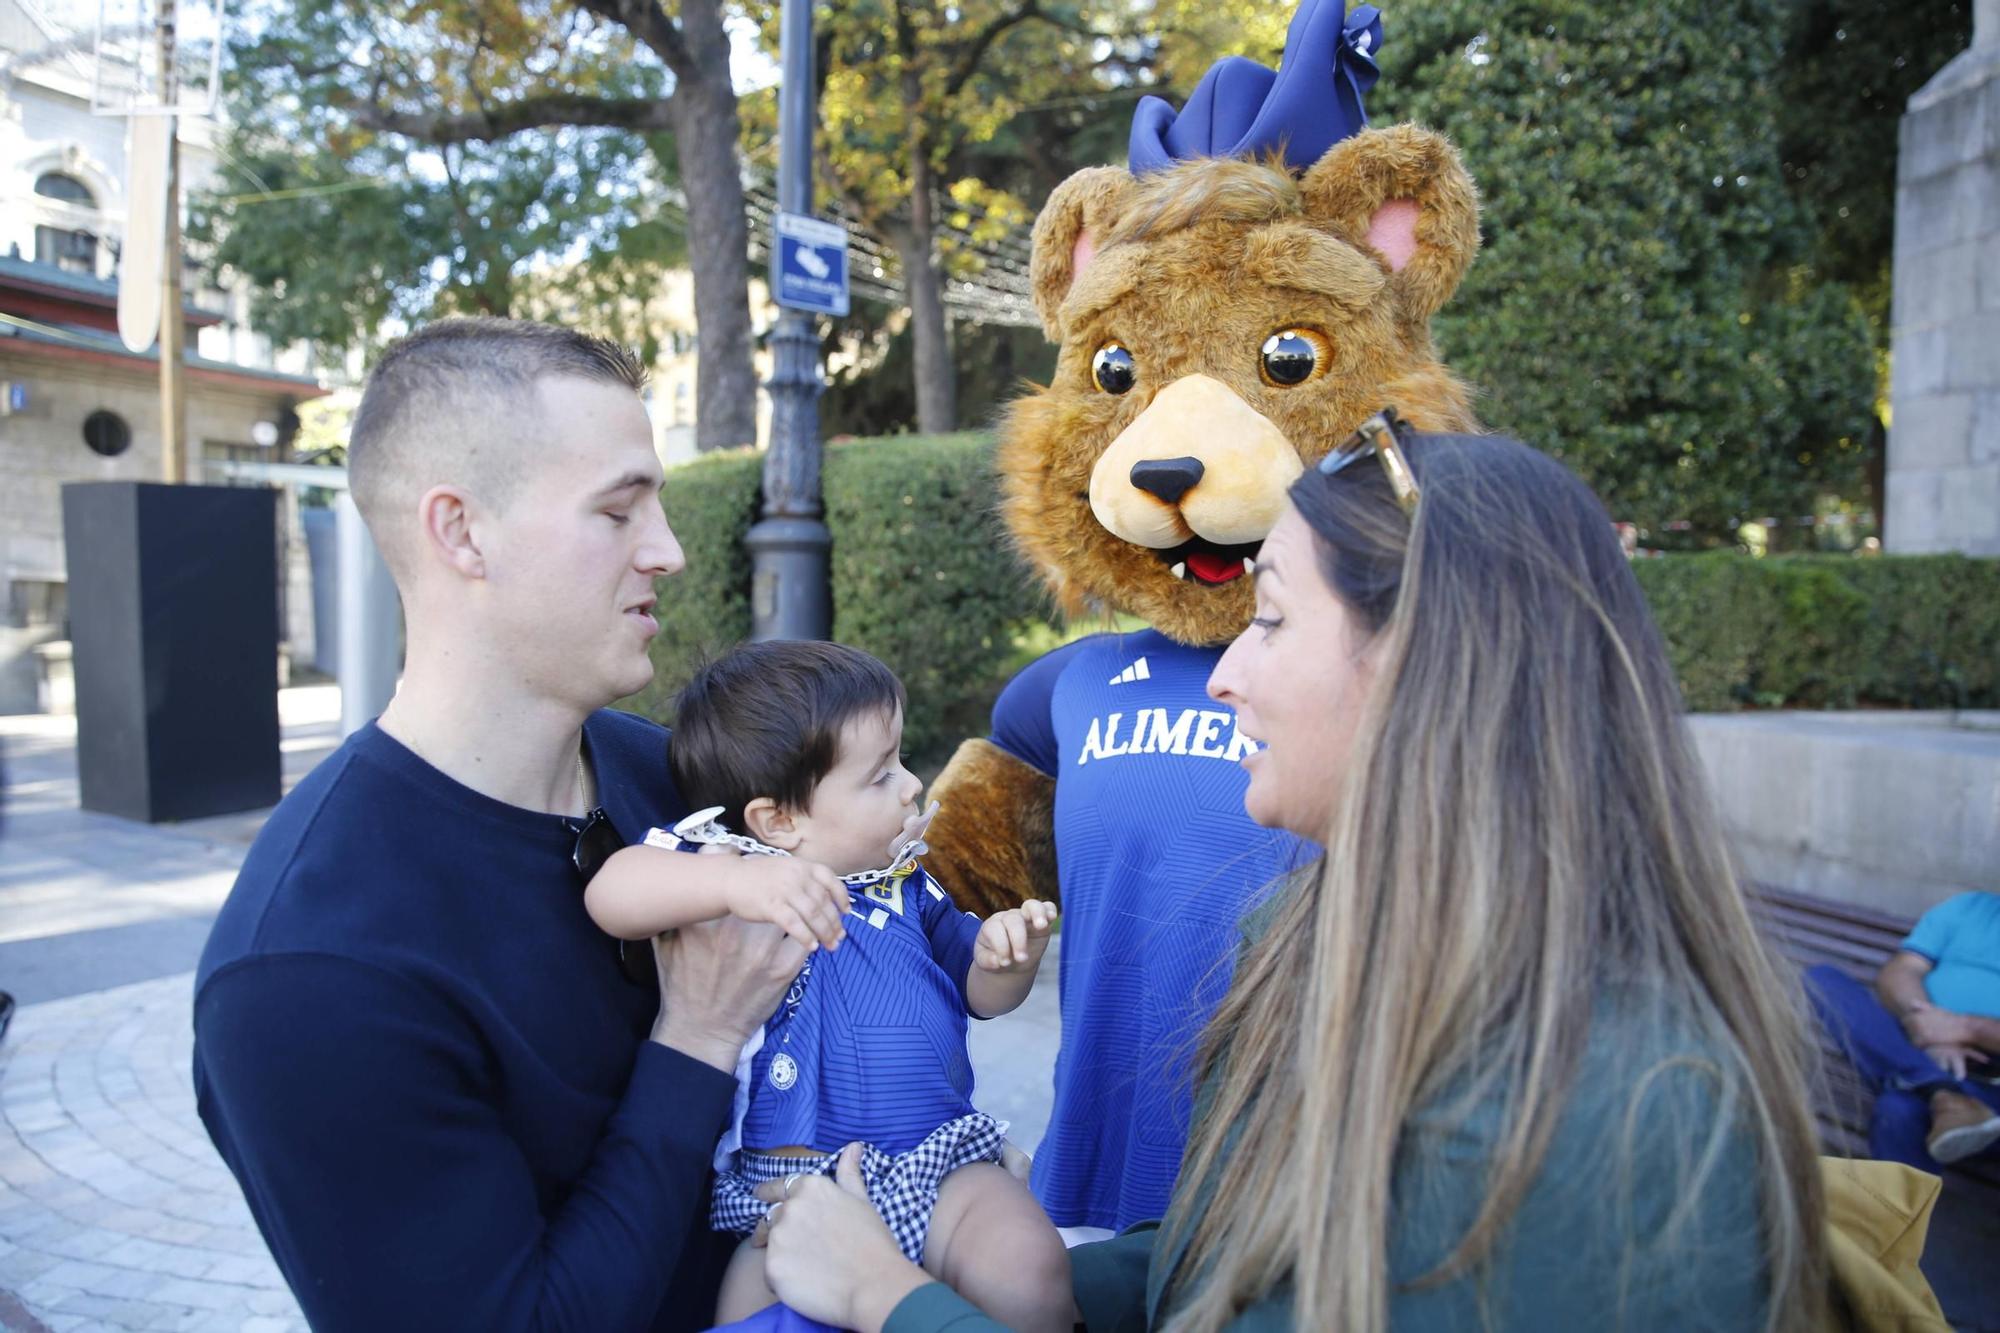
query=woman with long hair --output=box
[756,423,1830,1332]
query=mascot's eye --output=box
[1091,342,1137,395]
[1260,329,1328,387]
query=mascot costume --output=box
[923,0,1483,1231]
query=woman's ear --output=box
[742,797,803,851]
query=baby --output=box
[585,640,1071,1331]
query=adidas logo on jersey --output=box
[1108,657,1152,685]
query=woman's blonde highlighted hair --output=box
[1164,433,1827,1332]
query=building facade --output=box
[2,0,330,714]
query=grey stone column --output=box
[1884,2,2000,554]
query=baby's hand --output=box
[974,899,1057,972]
[725,856,852,953]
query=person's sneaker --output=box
[1927,1090,2000,1164]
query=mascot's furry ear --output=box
[1300,123,1480,326]
[1028,166,1135,342]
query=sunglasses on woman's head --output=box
[569,808,655,986]
[1318,406,1421,516]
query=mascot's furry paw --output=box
[924,740,1057,917]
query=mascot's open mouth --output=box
[1158,538,1263,586]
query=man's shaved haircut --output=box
[347,317,649,576]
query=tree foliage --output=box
[190,0,758,449]
[744,0,1140,434]
[1774,0,1973,330]
[1369,0,1880,545]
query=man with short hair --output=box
[194,318,805,1331]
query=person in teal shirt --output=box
[1808,891,2000,1168]
[750,425,1832,1332]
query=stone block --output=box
[1938,462,2000,553]
[1900,81,1989,183]
[1945,311,2000,390]
[1687,713,2000,916]
[1897,239,1986,330]
[1888,392,1973,470]
[1896,172,1962,258]
[1972,390,2000,462]
[1884,467,1945,552]
[1890,323,1949,400]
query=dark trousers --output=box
[1805,964,2000,1170]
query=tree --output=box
[1771,0,1971,524]
[1776,0,1972,329]
[1369,0,1879,547]
[745,0,1126,435]
[194,0,758,451]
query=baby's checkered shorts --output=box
[710,1111,1006,1264]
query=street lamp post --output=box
[747,0,831,641]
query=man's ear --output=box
[416,484,485,580]
[743,797,802,851]
[1029,166,1135,342]
[1298,124,1481,325]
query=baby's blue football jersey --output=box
[738,864,985,1156]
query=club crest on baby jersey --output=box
[768,1053,799,1091]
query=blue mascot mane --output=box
[1127,0,1384,175]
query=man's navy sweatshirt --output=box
[193,710,738,1332]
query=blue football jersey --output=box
[738,864,985,1156]
[992,629,1314,1230]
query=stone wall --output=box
[1885,9,2000,554]
[1688,711,2000,920]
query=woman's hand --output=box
[757,1144,933,1332]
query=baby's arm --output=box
[585,844,852,953]
[965,900,1058,1019]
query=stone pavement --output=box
[0,975,299,1333]
[0,691,1062,1333]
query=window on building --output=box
[35,172,93,205]
[34,173,99,273]
[82,410,132,458]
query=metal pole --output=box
[156,0,187,483]
[746,0,831,641]
[335,493,402,737]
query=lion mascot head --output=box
[999,0,1483,646]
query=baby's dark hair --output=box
[668,640,906,834]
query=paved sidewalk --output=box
[0,975,298,1333]
[0,693,1061,1333]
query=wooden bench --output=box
[1747,884,2000,1191]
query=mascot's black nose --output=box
[1131,456,1204,506]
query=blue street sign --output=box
[772,212,850,317]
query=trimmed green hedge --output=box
[625,432,1052,762]
[1632,554,2000,712]
[625,435,1999,755]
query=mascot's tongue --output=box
[1185,550,1246,584]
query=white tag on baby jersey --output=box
[642,827,681,850]
[868,907,890,930]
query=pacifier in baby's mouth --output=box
[889,800,940,864]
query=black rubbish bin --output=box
[62,481,281,823]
